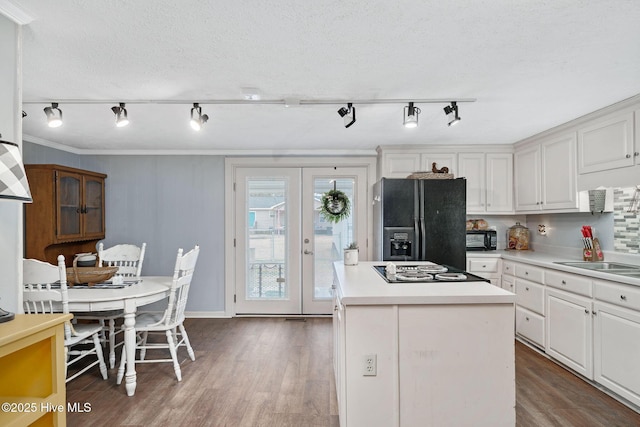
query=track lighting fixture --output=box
[337,103,356,128]
[190,103,209,131]
[111,103,129,127]
[403,102,420,128]
[444,101,461,126]
[43,103,63,128]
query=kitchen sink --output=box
[555,261,640,271]
[615,272,640,279]
[554,261,640,276]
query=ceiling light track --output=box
[24,97,476,106]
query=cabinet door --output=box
[55,171,83,240]
[514,145,541,211]
[501,274,515,293]
[578,111,634,173]
[421,153,457,175]
[458,153,485,212]
[83,175,105,238]
[546,289,593,378]
[593,301,640,407]
[541,133,578,210]
[486,153,513,212]
[381,153,420,178]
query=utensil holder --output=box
[588,189,606,213]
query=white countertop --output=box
[492,251,640,287]
[334,261,515,306]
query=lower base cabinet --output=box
[594,301,640,407]
[333,301,515,427]
[546,289,593,379]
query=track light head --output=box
[190,103,209,131]
[444,101,461,126]
[403,102,420,128]
[337,103,356,128]
[111,103,129,127]
[43,102,63,128]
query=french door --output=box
[233,166,368,315]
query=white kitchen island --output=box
[333,261,516,427]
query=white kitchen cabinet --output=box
[376,146,458,178]
[546,288,593,379]
[593,301,640,407]
[514,133,578,212]
[578,111,636,174]
[512,262,546,348]
[467,256,501,286]
[419,152,457,176]
[458,153,513,213]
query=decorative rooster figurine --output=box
[432,162,449,174]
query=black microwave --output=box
[466,230,497,251]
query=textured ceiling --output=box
[12,0,640,154]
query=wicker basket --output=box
[66,260,119,286]
[407,172,454,179]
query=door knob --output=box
[304,249,314,255]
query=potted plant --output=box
[344,242,359,266]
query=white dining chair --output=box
[23,255,109,383]
[74,242,147,368]
[117,245,200,383]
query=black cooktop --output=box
[373,264,490,284]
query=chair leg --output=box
[116,345,126,385]
[178,323,195,361]
[166,330,182,382]
[140,331,149,360]
[92,333,109,380]
[64,346,69,380]
[108,319,117,369]
[99,319,107,341]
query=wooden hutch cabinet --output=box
[25,164,106,265]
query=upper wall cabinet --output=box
[458,153,513,214]
[515,133,578,212]
[378,151,457,178]
[25,164,107,265]
[577,111,636,174]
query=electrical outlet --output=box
[363,354,377,376]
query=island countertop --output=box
[334,261,515,305]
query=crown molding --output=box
[0,1,34,25]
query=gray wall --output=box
[23,142,225,313]
[1,16,21,313]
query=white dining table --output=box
[66,275,172,396]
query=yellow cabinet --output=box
[0,314,71,427]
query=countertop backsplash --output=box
[613,187,639,254]
[522,186,639,265]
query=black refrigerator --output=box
[373,178,467,270]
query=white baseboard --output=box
[185,311,230,318]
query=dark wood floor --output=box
[67,318,640,427]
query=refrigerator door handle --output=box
[419,180,426,260]
[413,217,420,260]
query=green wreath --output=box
[320,189,351,223]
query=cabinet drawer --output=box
[545,270,593,297]
[516,279,545,315]
[594,280,640,311]
[503,261,515,276]
[515,264,544,283]
[468,259,499,273]
[516,306,545,348]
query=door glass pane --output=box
[313,178,355,299]
[84,178,104,234]
[58,175,81,236]
[246,178,288,300]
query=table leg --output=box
[123,300,137,396]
